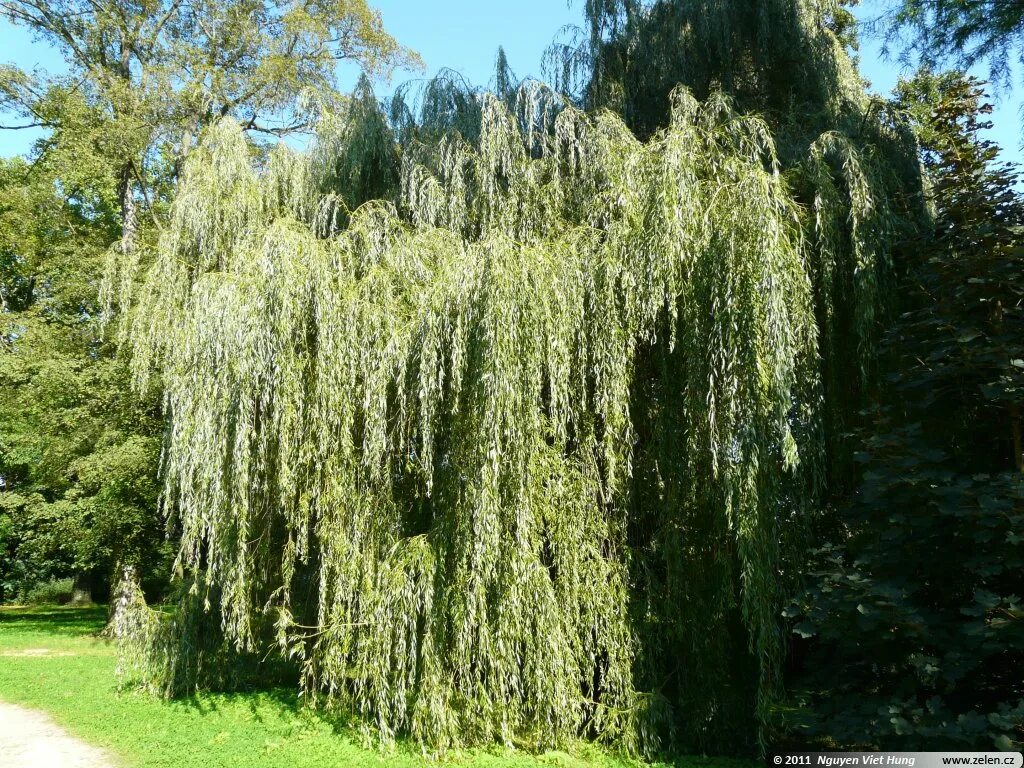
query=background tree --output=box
[0,0,420,255]
[549,0,871,144]
[782,71,1024,750]
[0,156,168,603]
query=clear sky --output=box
[1,0,1020,165]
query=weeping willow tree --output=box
[109,1,926,757]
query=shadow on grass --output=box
[167,686,359,733]
[167,687,297,715]
[0,605,108,637]
[162,686,397,757]
[159,687,752,767]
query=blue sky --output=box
[1,0,1021,164]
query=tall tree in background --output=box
[0,0,419,255]
[550,0,871,142]
[880,0,1024,99]
[0,156,167,603]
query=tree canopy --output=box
[0,0,420,257]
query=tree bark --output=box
[104,562,144,638]
[174,124,194,179]
[69,571,93,606]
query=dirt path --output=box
[0,700,114,768]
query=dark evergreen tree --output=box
[783,72,1024,751]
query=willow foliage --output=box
[552,0,865,140]
[551,0,926,474]
[110,63,919,753]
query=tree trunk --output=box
[104,562,144,639]
[117,163,138,256]
[69,571,93,606]
[107,167,142,636]
[175,125,194,179]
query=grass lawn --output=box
[0,605,755,768]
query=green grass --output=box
[0,605,754,768]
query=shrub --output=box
[23,578,75,605]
